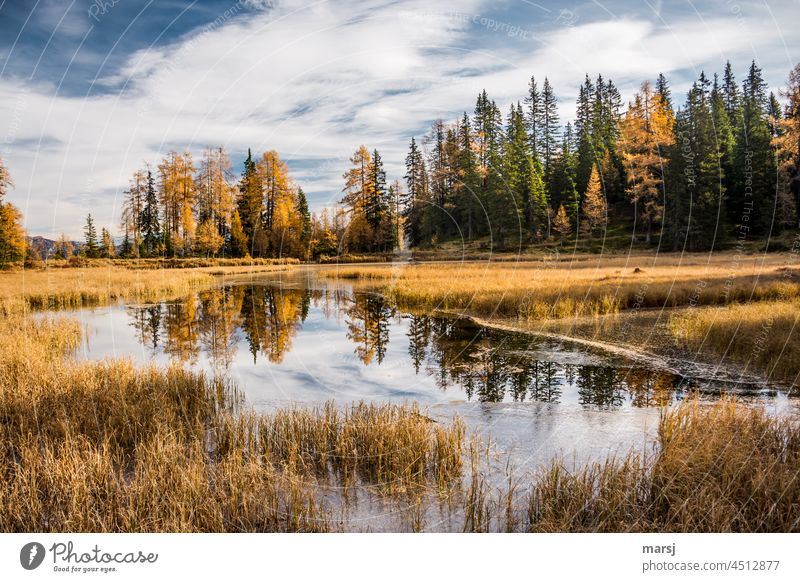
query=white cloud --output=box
[1,0,797,237]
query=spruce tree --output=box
[550,124,580,225]
[656,73,672,110]
[525,76,543,158]
[403,137,428,246]
[541,78,560,182]
[237,149,262,255]
[140,170,161,256]
[733,61,777,236]
[296,187,311,255]
[710,74,738,230]
[83,213,99,258]
[455,112,480,240]
[575,75,595,193]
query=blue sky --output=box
[1,0,798,238]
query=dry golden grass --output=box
[465,398,800,532]
[31,256,299,269]
[0,316,465,532]
[0,267,216,315]
[0,259,298,316]
[1,314,798,531]
[320,253,799,320]
[668,300,800,382]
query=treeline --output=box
[336,60,800,253]
[114,148,311,259]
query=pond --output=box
[68,272,797,471]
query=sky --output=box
[1,0,798,239]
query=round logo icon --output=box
[20,542,46,570]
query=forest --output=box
[1,60,799,264]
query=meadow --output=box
[321,253,797,319]
[321,252,800,380]
[1,254,799,531]
[0,261,295,315]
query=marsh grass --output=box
[0,267,216,315]
[1,286,799,531]
[0,260,298,316]
[490,398,800,532]
[0,316,465,532]
[669,301,800,382]
[321,255,799,320]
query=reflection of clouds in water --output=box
[74,283,780,413]
[69,280,798,472]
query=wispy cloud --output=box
[0,0,797,237]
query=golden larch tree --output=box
[619,80,675,243]
[580,165,607,239]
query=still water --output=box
[68,275,795,469]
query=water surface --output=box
[69,274,796,469]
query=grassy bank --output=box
[320,253,798,320]
[0,262,296,315]
[0,315,465,532]
[668,300,800,383]
[1,313,798,532]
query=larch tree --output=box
[195,219,224,257]
[121,169,147,257]
[0,156,13,204]
[54,233,74,259]
[228,209,249,257]
[581,165,607,239]
[775,63,800,228]
[619,80,675,243]
[552,204,572,241]
[197,147,235,239]
[101,227,116,258]
[341,145,375,251]
[257,150,296,255]
[0,157,26,265]
[158,151,196,255]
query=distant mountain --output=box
[27,236,82,258]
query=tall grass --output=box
[473,398,800,532]
[320,254,798,320]
[0,316,465,532]
[0,267,217,315]
[668,300,800,382]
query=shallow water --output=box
[67,273,797,469]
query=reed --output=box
[0,316,465,532]
[668,300,800,382]
[509,397,800,532]
[320,254,799,320]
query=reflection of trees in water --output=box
[345,294,395,365]
[163,300,200,363]
[127,286,310,367]
[198,287,241,370]
[405,315,683,406]
[237,286,306,364]
[124,286,686,407]
[129,304,163,355]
